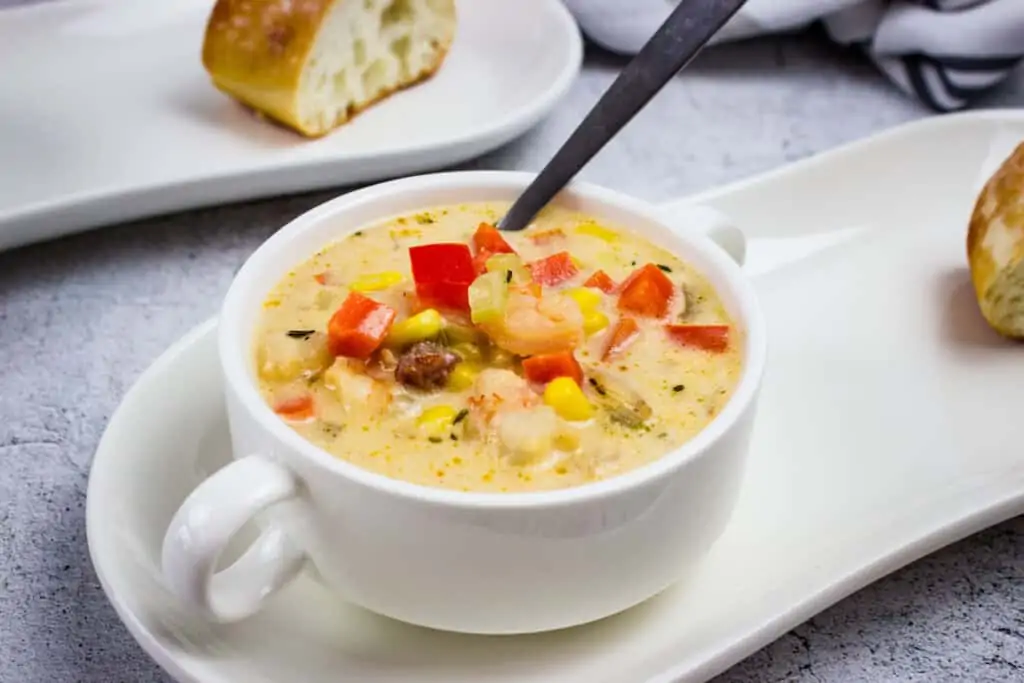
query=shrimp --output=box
[479,289,584,356]
[465,369,538,435]
[322,358,392,416]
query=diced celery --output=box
[488,347,516,368]
[451,342,484,364]
[468,271,509,325]
[440,322,484,346]
[484,253,531,283]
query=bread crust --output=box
[967,141,1024,339]
[201,0,452,138]
[202,0,330,135]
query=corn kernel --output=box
[543,377,594,421]
[350,271,404,292]
[386,309,443,348]
[446,363,480,391]
[582,311,610,336]
[416,405,459,438]
[575,222,619,242]
[565,287,602,313]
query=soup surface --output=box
[255,202,743,492]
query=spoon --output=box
[498,0,747,232]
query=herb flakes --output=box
[286,329,315,340]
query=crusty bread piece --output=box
[202,0,456,137]
[967,141,1024,339]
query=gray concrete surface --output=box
[1,4,1022,682]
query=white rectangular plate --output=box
[87,110,1024,683]
[0,0,580,252]
[647,108,1024,682]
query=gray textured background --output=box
[1,2,1023,682]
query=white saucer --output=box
[0,0,581,252]
[87,111,1024,683]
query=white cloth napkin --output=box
[562,0,1024,111]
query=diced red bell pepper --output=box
[327,292,397,359]
[472,223,515,255]
[583,270,616,294]
[417,280,474,311]
[602,317,640,360]
[528,251,578,286]
[617,264,674,318]
[664,324,730,353]
[273,394,314,421]
[522,351,584,386]
[409,243,476,311]
[314,271,330,285]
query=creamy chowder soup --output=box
[255,202,743,493]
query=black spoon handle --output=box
[498,0,747,232]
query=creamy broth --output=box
[255,202,743,492]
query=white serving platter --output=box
[0,0,581,252]
[86,110,1024,683]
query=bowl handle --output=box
[161,455,307,622]
[658,203,746,266]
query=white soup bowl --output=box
[160,171,766,635]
